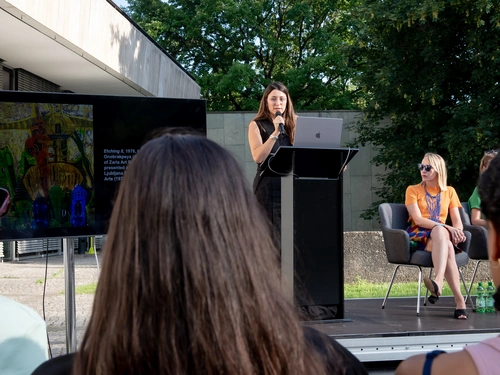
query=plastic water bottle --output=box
[476,282,486,313]
[486,281,496,313]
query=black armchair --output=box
[379,203,473,316]
[459,202,489,299]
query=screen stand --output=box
[8,241,15,261]
[63,238,77,353]
[281,174,294,302]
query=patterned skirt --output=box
[406,223,462,253]
[406,224,431,251]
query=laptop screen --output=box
[293,117,343,148]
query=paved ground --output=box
[0,254,99,357]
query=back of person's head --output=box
[141,126,203,145]
[422,152,447,190]
[479,153,500,234]
[73,134,335,375]
[479,149,498,174]
[479,153,500,312]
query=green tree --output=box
[349,0,500,219]
[125,0,362,111]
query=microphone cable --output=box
[337,147,352,179]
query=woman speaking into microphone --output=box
[248,82,297,249]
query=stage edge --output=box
[336,332,499,362]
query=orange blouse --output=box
[405,183,462,224]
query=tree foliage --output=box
[123,0,500,220]
[348,0,500,218]
[125,0,362,111]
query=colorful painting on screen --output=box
[0,101,94,231]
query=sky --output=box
[111,0,167,9]
[111,0,128,8]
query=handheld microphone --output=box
[275,111,285,135]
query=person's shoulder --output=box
[303,325,329,347]
[477,335,500,350]
[0,295,46,339]
[445,186,458,195]
[31,353,75,375]
[251,118,269,128]
[0,295,42,320]
[406,184,423,193]
[408,183,422,189]
[303,326,368,374]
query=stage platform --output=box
[306,297,500,362]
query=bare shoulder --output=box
[395,351,478,375]
[432,351,478,374]
[248,120,260,134]
[395,354,425,375]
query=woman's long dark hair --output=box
[72,134,335,374]
[253,82,296,143]
[479,153,500,310]
[479,153,500,237]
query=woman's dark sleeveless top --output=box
[253,119,292,249]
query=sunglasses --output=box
[485,150,497,155]
[418,163,433,172]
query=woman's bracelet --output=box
[423,350,446,375]
[270,135,279,141]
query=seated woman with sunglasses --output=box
[405,153,468,319]
[396,151,500,375]
[468,149,498,228]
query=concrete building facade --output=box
[0,0,200,98]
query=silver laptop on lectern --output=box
[294,117,343,148]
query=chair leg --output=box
[423,268,432,306]
[382,265,423,316]
[466,260,483,303]
[382,265,400,309]
[466,261,480,301]
[459,269,475,311]
[416,266,423,316]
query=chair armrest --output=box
[457,230,471,253]
[462,224,488,259]
[381,227,411,264]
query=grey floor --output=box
[307,297,500,374]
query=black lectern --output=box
[268,146,358,319]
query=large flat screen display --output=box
[0,91,206,240]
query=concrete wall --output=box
[207,111,385,231]
[4,0,200,98]
[344,232,492,285]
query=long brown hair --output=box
[480,153,500,236]
[479,150,498,174]
[253,82,297,143]
[72,134,335,374]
